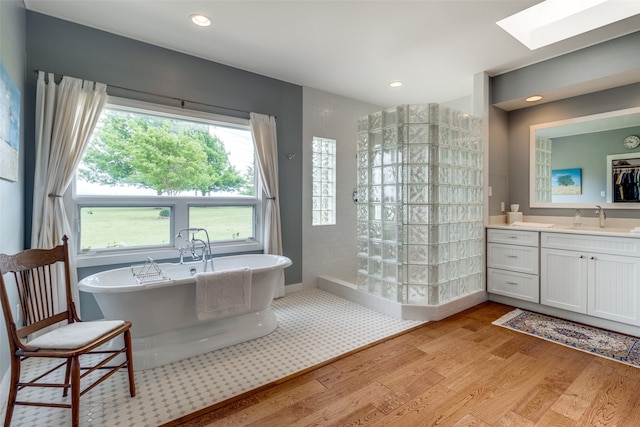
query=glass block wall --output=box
[356,104,483,306]
[535,137,553,203]
[311,137,337,226]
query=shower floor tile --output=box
[2,288,424,426]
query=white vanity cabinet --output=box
[487,229,539,303]
[540,232,640,325]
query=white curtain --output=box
[31,72,108,311]
[250,113,285,297]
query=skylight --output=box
[497,0,640,50]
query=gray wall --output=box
[492,31,640,109]
[0,0,26,398]
[24,12,303,297]
[487,106,509,216]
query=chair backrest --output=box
[0,236,75,345]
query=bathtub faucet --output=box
[190,238,208,261]
[175,228,213,271]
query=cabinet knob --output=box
[579,255,585,259]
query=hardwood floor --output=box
[165,302,640,426]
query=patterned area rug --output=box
[493,309,640,368]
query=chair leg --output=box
[3,357,20,427]
[70,356,80,427]
[63,358,72,397]
[124,329,136,397]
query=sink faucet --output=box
[595,205,606,228]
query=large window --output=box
[70,98,261,262]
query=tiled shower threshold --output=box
[317,276,487,322]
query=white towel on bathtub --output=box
[195,267,252,321]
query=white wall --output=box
[301,87,379,288]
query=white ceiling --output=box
[22,0,640,108]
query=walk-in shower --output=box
[321,104,484,318]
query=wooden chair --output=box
[0,236,135,427]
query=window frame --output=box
[67,97,263,268]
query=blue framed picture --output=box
[552,168,582,195]
[0,61,20,182]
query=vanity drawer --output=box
[488,268,539,303]
[541,232,640,257]
[487,243,539,274]
[487,229,539,247]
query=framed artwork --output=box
[0,61,20,182]
[552,168,582,195]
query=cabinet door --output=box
[588,253,640,325]
[541,248,587,314]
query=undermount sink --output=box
[510,221,554,228]
[556,225,636,234]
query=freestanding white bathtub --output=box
[78,254,292,370]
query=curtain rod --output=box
[33,69,274,118]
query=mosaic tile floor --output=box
[2,289,424,426]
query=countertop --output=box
[487,223,640,238]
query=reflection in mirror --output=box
[530,106,640,209]
[607,153,640,203]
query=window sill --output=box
[75,241,264,268]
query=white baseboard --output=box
[284,282,304,294]
[402,290,488,321]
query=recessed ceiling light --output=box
[497,0,640,50]
[526,95,543,102]
[389,81,403,88]
[190,14,211,27]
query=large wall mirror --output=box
[530,106,640,209]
